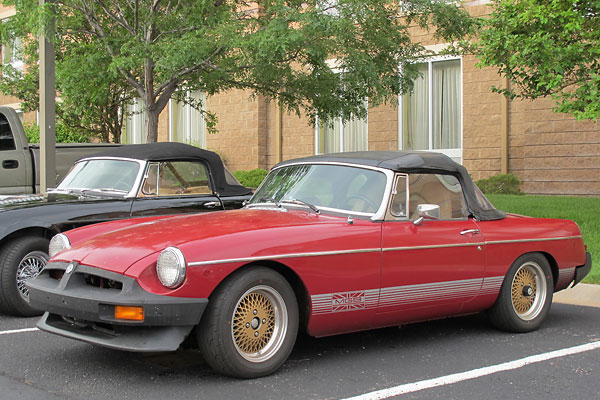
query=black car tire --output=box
[488,253,553,333]
[198,267,299,378]
[0,236,49,317]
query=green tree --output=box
[0,19,133,143]
[476,0,600,120]
[2,0,477,142]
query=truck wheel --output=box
[488,253,553,333]
[198,267,299,378]
[0,237,49,317]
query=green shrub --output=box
[234,169,268,188]
[476,173,522,195]
[24,123,90,144]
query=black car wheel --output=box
[0,236,49,317]
[488,253,553,332]
[198,267,299,378]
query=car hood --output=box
[58,208,356,274]
[0,192,121,212]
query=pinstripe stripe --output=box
[310,276,506,315]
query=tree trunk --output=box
[145,105,160,143]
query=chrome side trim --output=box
[187,248,380,267]
[187,236,583,267]
[485,235,582,245]
[382,242,484,252]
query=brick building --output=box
[2,2,599,195]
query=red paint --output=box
[55,208,588,337]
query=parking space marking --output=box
[341,340,600,400]
[0,327,38,335]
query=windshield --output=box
[249,164,387,214]
[56,159,141,193]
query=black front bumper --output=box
[573,252,592,287]
[28,261,208,352]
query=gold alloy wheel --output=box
[510,261,546,321]
[231,285,288,363]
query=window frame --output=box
[398,55,463,163]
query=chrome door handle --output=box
[204,201,220,208]
[460,229,480,235]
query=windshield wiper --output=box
[280,199,320,214]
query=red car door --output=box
[377,173,486,325]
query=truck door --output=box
[0,111,29,194]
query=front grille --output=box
[83,273,123,290]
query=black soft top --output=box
[84,142,251,197]
[276,151,505,221]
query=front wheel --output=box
[198,267,299,378]
[0,236,49,317]
[488,253,553,332]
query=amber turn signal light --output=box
[114,305,144,321]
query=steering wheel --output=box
[345,194,379,212]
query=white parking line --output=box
[0,327,39,335]
[341,340,600,400]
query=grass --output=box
[486,194,599,284]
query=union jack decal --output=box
[331,291,366,312]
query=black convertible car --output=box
[0,143,252,316]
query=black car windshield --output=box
[249,164,387,214]
[55,159,140,194]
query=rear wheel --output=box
[488,253,553,332]
[0,236,49,317]
[198,267,298,378]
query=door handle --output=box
[460,229,480,235]
[204,201,220,208]
[2,160,19,169]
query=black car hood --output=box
[0,193,104,211]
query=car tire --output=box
[198,267,299,378]
[0,236,49,317]
[488,253,553,333]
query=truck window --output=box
[0,113,16,151]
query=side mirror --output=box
[413,204,440,226]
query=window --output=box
[139,161,212,197]
[316,106,368,154]
[1,20,23,71]
[0,113,16,151]
[400,58,462,162]
[122,99,146,144]
[170,90,207,148]
[389,173,466,220]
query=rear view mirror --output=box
[413,204,440,226]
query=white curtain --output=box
[319,119,341,153]
[403,63,429,150]
[124,99,146,144]
[171,91,206,147]
[344,102,368,151]
[433,60,461,150]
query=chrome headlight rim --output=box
[48,233,71,258]
[156,246,187,289]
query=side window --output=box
[0,114,16,151]
[408,173,467,219]
[389,174,408,218]
[139,161,212,197]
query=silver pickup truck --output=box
[0,106,118,195]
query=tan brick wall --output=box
[368,103,398,151]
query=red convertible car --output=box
[28,151,591,378]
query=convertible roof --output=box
[84,142,252,196]
[276,151,506,221]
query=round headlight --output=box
[49,234,71,258]
[156,247,186,289]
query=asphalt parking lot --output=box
[1,298,599,400]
